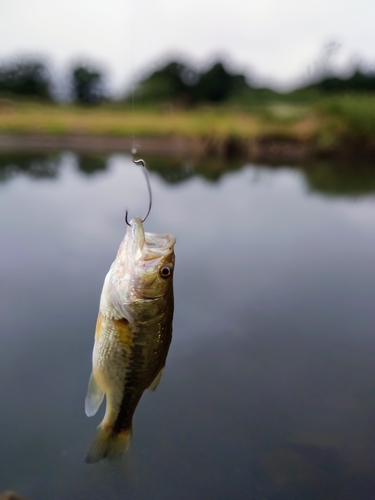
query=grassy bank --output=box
[0,94,374,156]
[0,99,315,138]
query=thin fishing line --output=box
[130,0,136,156]
[125,0,152,227]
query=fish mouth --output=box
[144,232,176,260]
[129,217,175,260]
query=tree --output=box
[135,59,248,106]
[191,62,248,103]
[137,61,197,105]
[71,64,106,104]
[0,60,50,99]
[315,70,375,92]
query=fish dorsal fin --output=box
[148,368,164,392]
[85,373,105,417]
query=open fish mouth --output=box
[144,233,176,260]
[129,217,175,261]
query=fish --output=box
[84,216,176,463]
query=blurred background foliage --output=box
[1,54,375,106]
[71,64,107,104]
[136,60,248,106]
[1,52,375,152]
[0,59,51,100]
[0,59,107,104]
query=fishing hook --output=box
[125,159,153,226]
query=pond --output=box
[1,152,375,500]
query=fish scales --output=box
[85,217,175,463]
[114,317,172,433]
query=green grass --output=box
[318,94,375,142]
[1,93,375,153]
[0,98,316,139]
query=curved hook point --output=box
[125,210,131,226]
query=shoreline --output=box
[0,133,373,163]
[0,94,374,162]
[0,133,316,162]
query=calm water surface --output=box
[1,153,375,500]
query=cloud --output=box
[0,0,373,92]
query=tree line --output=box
[0,59,106,103]
[135,61,248,105]
[1,57,375,105]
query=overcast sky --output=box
[1,0,373,94]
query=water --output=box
[1,152,375,500]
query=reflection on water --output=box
[0,153,61,182]
[2,152,375,196]
[300,160,375,196]
[1,152,375,500]
[77,154,108,177]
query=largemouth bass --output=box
[85,216,176,463]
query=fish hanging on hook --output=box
[84,159,176,464]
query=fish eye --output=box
[160,266,172,279]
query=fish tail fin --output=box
[85,425,132,464]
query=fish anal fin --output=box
[85,373,105,417]
[148,368,164,392]
[85,426,131,464]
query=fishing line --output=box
[125,0,152,226]
[125,0,152,225]
[130,0,136,156]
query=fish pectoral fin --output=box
[148,368,164,392]
[85,373,105,417]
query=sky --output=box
[0,0,374,94]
